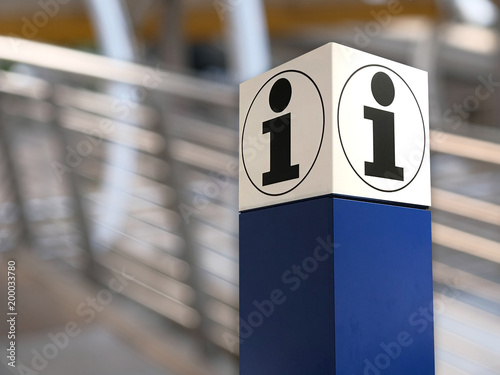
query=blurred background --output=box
[0,0,499,374]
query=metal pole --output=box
[159,0,187,70]
[225,0,272,83]
[84,0,139,252]
[0,109,32,252]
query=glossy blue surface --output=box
[333,198,434,375]
[239,196,434,374]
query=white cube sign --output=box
[239,43,430,211]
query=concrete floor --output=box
[0,252,226,375]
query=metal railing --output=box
[0,36,239,353]
[0,36,499,372]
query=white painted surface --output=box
[239,42,430,210]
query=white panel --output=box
[239,43,430,211]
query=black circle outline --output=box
[242,70,325,196]
[337,64,426,193]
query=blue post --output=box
[239,43,434,374]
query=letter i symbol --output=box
[262,78,300,186]
[364,72,404,181]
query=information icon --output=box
[242,70,325,196]
[338,65,426,192]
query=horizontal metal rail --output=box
[0,36,237,107]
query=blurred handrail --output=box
[430,129,500,164]
[0,36,237,107]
